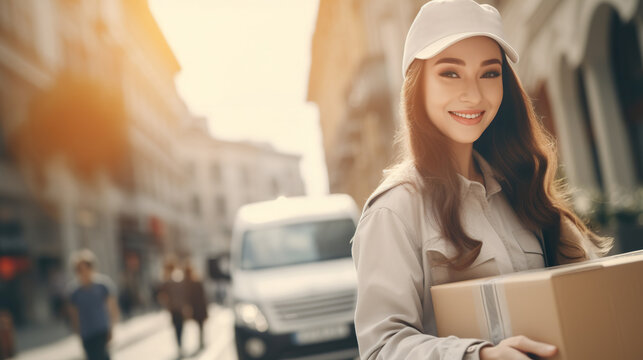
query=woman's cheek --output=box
[483,81,503,106]
[428,80,459,102]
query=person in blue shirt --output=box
[67,249,120,360]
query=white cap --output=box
[402,0,518,78]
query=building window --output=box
[240,165,250,187]
[211,162,221,183]
[576,68,604,191]
[191,195,201,217]
[223,224,232,239]
[215,195,226,219]
[611,12,643,184]
[271,177,279,197]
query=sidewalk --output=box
[14,320,72,353]
[10,311,170,360]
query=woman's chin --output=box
[447,133,484,146]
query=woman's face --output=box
[421,36,503,146]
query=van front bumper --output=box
[234,323,358,360]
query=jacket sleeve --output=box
[351,207,488,360]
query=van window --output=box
[240,218,355,270]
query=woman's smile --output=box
[448,110,485,125]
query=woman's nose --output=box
[459,79,482,104]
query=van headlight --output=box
[234,302,269,332]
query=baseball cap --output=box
[402,0,519,78]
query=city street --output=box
[2,0,642,359]
[11,305,237,360]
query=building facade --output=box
[0,0,196,325]
[493,0,643,252]
[180,122,305,275]
[307,0,424,206]
[0,0,306,326]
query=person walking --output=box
[183,262,208,350]
[158,257,186,358]
[350,1,613,359]
[0,311,15,360]
[66,249,119,360]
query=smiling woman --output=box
[350,0,613,359]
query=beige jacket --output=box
[351,153,597,360]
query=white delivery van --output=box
[224,194,360,360]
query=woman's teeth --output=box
[450,111,482,119]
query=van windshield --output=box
[240,218,356,270]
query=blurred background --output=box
[0,0,641,359]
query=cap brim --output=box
[415,32,519,63]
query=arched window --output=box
[611,11,643,184]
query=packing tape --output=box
[479,278,512,344]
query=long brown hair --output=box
[393,55,612,270]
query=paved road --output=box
[11,305,237,360]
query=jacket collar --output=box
[458,151,503,199]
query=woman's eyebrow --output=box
[434,57,465,66]
[434,58,502,66]
[481,59,502,66]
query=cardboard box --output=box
[430,250,643,360]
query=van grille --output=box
[269,290,356,323]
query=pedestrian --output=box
[350,1,614,359]
[118,267,142,319]
[47,266,66,323]
[66,249,119,360]
[0,311,15,360]
[183,262,208,350]
[158,256,186,357]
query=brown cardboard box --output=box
[430,250,643,360]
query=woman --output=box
[350,1,613,359]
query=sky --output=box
[148,0,327,195]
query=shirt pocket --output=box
[512,229,545,269]
[424,236,498,284]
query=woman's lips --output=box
[448,110,485,125]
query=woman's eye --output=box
[440,71,459,78]
[482,71,501,78]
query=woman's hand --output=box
[479,335,557,359]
